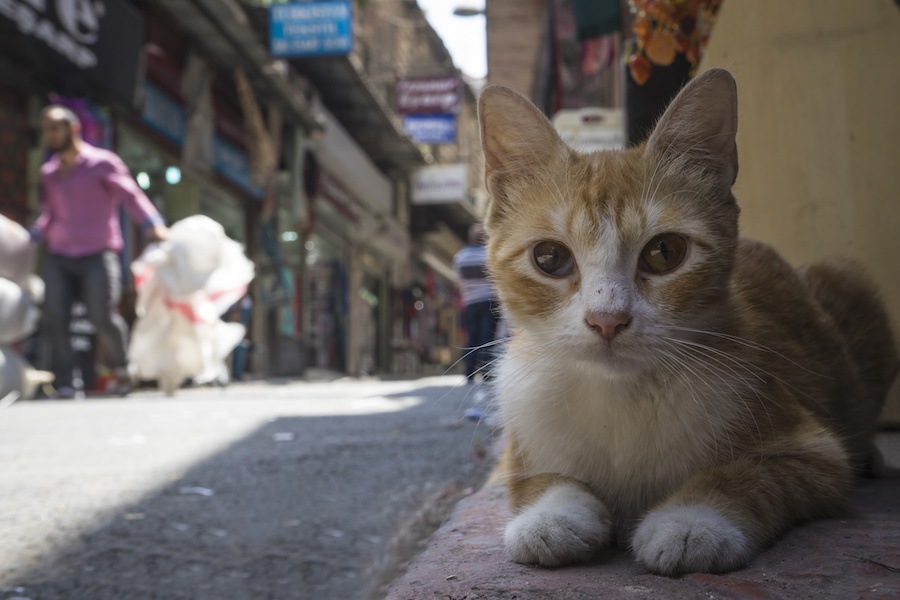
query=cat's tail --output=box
[798,257,899,473]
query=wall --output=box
[485,0,547,99]
[699,0,900,420]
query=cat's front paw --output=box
[504,483,610,567]
[632,505,750,575]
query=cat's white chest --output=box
[499,354,721,520]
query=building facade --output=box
[0,0,485,384]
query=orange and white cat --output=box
[478,69,897,575]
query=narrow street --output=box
[0,376,497,600]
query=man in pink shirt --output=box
[31,105,169,398]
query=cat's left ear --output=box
[646,68,738,189]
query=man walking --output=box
[31,105,168,398]
[453,223,499,383]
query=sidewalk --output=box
[386,432,900,599]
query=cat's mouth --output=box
[580,337,648,376]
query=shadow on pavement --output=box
[3,380,498,600]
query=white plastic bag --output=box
[128,215,254,394]
[0,214,36,287]
[0,277,41,344]
[151,215,253,300]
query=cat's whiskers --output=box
[660,336,776,419]
[661,325,828,412]
[657,350,718,453]
[499,344,567,398]
[446,336,512,378]
[660,338,767,445]
[426,337,518,413]
[652,346,730,461]
[662,337,766,386]
[482,332,577,480]
[662,325,831,379]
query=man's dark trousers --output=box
[42,250,129,390]
[463,299,499,382]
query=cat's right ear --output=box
[478,85,563,182]
[646,68,739,191]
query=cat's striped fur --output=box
[478,69,897,575]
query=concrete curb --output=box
[387,469,900,599]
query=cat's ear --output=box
[478,85,564,180]
[646,68,738,189]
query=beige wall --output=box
[699,0,900,420]
[486,0,547,98]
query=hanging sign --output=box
[396,76,460,114]
[269,1,353,57]
[411,164,468,205]
[552,107,625,153]
[402,114,457,145]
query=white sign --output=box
[0,0,103,68]
[411,164,468,205]
[552,107,625,153]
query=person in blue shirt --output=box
[453,223,500,383]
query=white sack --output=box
[128,216,254,395]
[0,214,36,287]
[152,215,253,300]
[0,277,41,344]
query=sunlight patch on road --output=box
[350,396,423,414]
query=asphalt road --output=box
[0,375,497,600]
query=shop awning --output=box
[239,4,427,174]
[152,0,323,132]
[289,54,428,172]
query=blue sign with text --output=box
[269,1,353,57]
[403,114,457,144]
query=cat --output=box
[477,68,898,575]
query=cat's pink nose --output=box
[585,312,632,342]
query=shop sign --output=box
[402,114,456,145]
[411,163,467,205]
[552,107,625,153]
[214,136,264,199]
[0,0,143,103]
[396,76,460,115]
[269,1,353,57]
[141,82,186,144]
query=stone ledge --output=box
[387,473,900,599]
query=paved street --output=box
[0,375,496,600]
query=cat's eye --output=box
[533,241,575,277]
[639,233,688,274]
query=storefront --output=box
[411,258,461,371]
[1,0,323,384]
[303,228,348,371]
[0,0,145,224]
[116,124,249,244]
[299,102,406,376]
[0,85,31,223]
